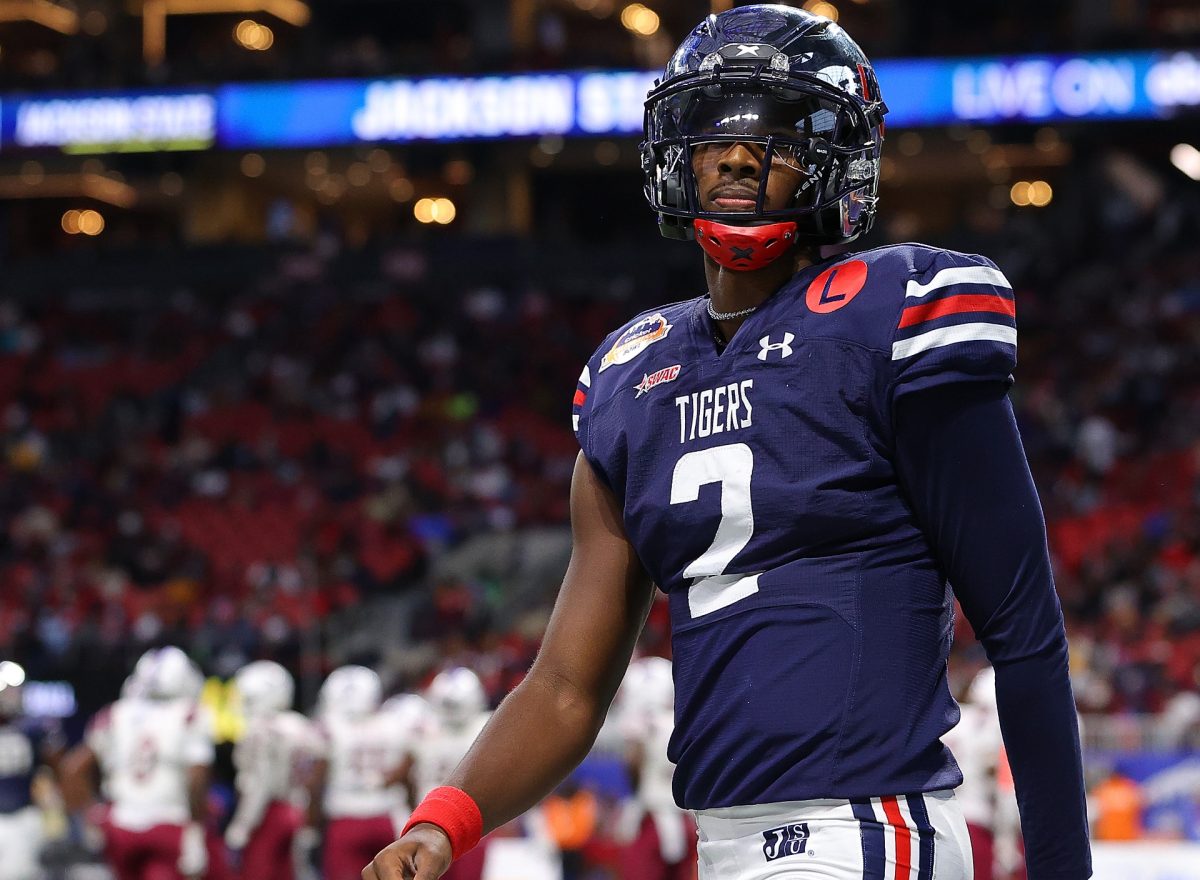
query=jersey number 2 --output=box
[670,443,760,618]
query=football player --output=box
[942,667,1005,880]
[365,7,1091,880]
[310,666,416,880]
[0,665,64,880]
[62,646,214,880]
[226,661,316,880]
[613,657,694,880]
[409,669,492,880]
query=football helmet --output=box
[318,665,382,719]
[133,646,204,701]
[642,5,887,266]
[234,661,295,717]
[426,667,486,728]
[383,692,432,734]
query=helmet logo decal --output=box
[734,44,767,56]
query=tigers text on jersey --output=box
[573,244,1018,810]
[86,697,214,830]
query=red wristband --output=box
[402,786,484,860]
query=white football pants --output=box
[694,789,973,880]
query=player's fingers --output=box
[411,849,448,880]
[365,843,420,880]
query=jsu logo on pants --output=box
[762,822,810,861]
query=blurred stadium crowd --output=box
[4,142,1200,716]
[0,138,1199,879]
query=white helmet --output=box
[318,666,382,719]
[619,656,675,720]
[966,666,998,713]
[234,661,295,717]
[383,692,432,734]
[426,667,486,727]
[134,647,203,701]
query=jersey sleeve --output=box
[571,361,594,451]
[571,346,618,490]
[894,383,1091,878]
[889,250,1017,402]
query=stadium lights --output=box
[620,3,660,36]
[0,172,136,207]
[136,0,310,65]
[414,197,456,225]
[61,209,105,236]
[0,661,26,688]
[802,0,838,22]
[240,152,266,177]
[1169,143,1200,180]
[0,0,80,34]
[233,19,274,50]
[389,178,414,202]
[1010,180,1053,207]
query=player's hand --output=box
[177,822,208,880]
[362,824,453,880]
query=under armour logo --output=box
[730,246,755,262]
[758,333,795,361]
[734,44,765,56]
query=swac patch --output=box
[762,822,810,862]
[634,364,681,398]
[600,313,673,372]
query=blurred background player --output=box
[411,668,492,880]
[310,665,416,880]
[61,646,213,880]
[0,663,64,880]
[613,657,694,880]
[225,660,316,880]
[942,666,1004,880]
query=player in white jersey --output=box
[225,661,316,880]
[62,647,213,880]
[409,668,492,880]
[942,666,1004,880]
[613,658,695,880]
[310,666,417,880]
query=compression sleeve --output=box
[894,381,1092,880]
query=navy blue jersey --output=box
[0,717,59,813]
[573,243,1019,810]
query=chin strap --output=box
[693,219,799,271]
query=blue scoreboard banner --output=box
[1,50,1198,153]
